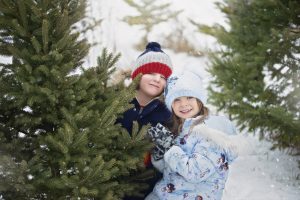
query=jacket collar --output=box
[135,96,160,107]
[182,115,207,133]
[131,97,162,116]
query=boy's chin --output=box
[146,90,163,97]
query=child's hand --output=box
[147,123,175,161]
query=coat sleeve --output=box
[151,155,165,173]
[163,143,216,183]
[193,124,238,163]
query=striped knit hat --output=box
[131,42,173,79]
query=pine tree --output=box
[192,0,300,153]
[123,0,182,50]
[0,0,152,199]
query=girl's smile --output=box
[172,96,200,119]
[179,108,192,114]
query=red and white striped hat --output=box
[131,42,173,79]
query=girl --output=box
[146,71,238,200]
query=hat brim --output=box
[131,62,172,79]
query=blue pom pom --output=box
[146,42,161,51]
[138,42,164,57]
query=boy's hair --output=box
[170,99,209,135]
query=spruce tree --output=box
[193,0,300,152]
[123,0,182,50]
[0,0,151,199]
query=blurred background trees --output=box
[193,0,300,153]
[123,0,182,50]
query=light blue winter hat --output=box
[164,71,207,111]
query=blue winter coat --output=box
[117,97,171,135]
[146,115,238,200]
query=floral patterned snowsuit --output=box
[146,115,238,200]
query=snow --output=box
[87,0,300,199]
[224,134,300,200]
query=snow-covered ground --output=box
[89,1,300,199]
[224,134,300,200]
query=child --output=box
[117,41,172,136]
[146,71,238,200]
[116,42,173,200]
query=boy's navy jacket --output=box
[117,98,171,135]
[117,97,171,200]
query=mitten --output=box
[147,123,175,161]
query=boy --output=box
[117,42,173,199]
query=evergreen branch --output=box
[55,32,71,51]
[35,65,49,76]
[45,135,68,155]
[55,9,69,36]
[123,0,140,9]
[41,0,50,12]
[7,45,22,60]
[59,123,75,146]
[0,44,14,57]
[17,0,28,31]
[24,0,42,18]
[11,19,27,37]
[42,19,49,53]
[60,107,78,130]
[72,131,88,149]
[31,36,42,54]
[97,48,121,71]
[99,98,120,128]
[80,156,104,183]
[0,1,17,16]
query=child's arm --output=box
[163,144,216,183]
[151,156,165,173]
[147,123,175,161]
[164,124,238,183]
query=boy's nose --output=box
[153,74,161,82]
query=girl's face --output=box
[172,96,201,119]
[138,73,167,98]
